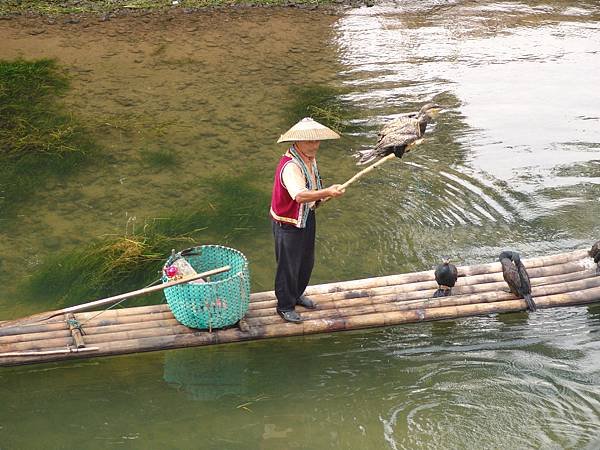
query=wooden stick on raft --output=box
[0,265,231,329]
[0,347,99,358]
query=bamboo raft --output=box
[1,248,599,367]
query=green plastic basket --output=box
[162,245,250,330]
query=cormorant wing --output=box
[373,131,418,153]
[379,117,419,139]
[500,259,523,294]
[516,263,532,295]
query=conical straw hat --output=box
[277,117,340,143]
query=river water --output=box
[1,1,600,448]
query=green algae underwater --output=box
[0,59,97,222]
[1,58,351,312]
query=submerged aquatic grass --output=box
[140,147,178,168]
[285,84,353,134]
[0,59,96,221]
[24,175,270,307]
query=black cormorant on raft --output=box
[499,251,536,312]
[433,259,458,297]
[355,103,442,165]
[1,247,600,367]
[590,240,600,272]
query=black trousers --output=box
[272,210,316,312]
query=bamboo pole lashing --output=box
[66,313,86,349]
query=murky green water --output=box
[1,1,600,448]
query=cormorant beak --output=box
[428,106,443,118]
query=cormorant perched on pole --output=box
[499,251,536,312]
[355,103,443,165]
[589,240,600,272]
[433,259,458,298]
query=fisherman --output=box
[270,118,345,323]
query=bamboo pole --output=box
[249,250,589,302]
[38,276,600,349]
[78,317,181,336]
[2,284,599,366]
[244,276,600,326]
[0,320,70,337]
[76,310,175,328]
[0,336,75,353]
[3,267,594,349]
[340,152,398,189]
[246,263,593,315]
[0,248,597,366]
[0,266,231,329]
[74,303,171,320]
[0,347,99,358]
[83,323,197,345]
[0,329,72,346]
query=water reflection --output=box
[163,347,250,401]
[378,309,600,449]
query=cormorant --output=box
[355,103,442,165]
[589,240,600,262]
[433,259,458,298]
[499,251,536,312]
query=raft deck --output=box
[1,248,599,367]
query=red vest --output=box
[270,154,307,228]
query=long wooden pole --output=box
[340,152,397,189]
[0,347,99,358]
[0,266,231,329]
